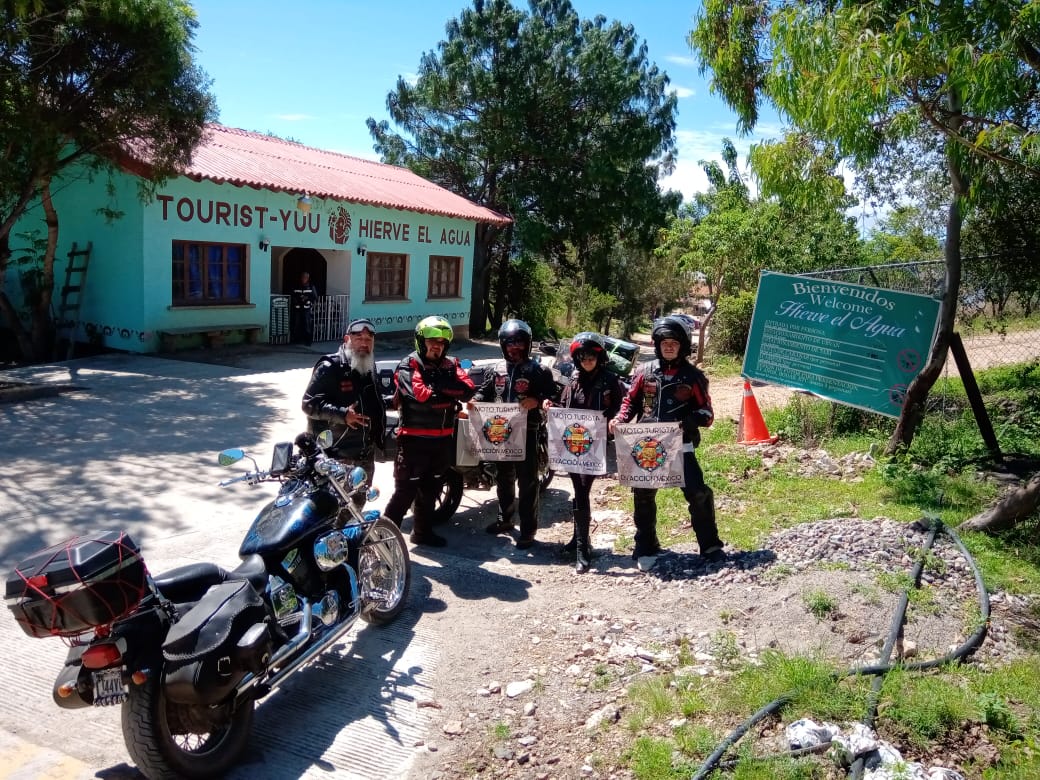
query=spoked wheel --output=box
[430,468,464,525]
[537,431,554,491]
[359,516,411,624]
[122,676,253,779]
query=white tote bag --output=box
[613,422,684,488]
[546,407,607,475]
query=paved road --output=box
[0,338,527,780]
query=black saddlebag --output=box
[5,531,147,638]
[162,579,271,705]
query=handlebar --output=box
[218,470,271,487]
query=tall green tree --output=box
[367,0,678,335]
[962,165,1040,316]
[691,0,1040,451]
[0,0,215,360]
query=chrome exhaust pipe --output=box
[235,598,359,702]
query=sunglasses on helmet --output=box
[347,319,376,335]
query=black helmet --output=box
[415,315,453,357]
[651,316,692,361]
[498,319,533,359]
[569,331,606,368]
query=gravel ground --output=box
[405,466,1034,780]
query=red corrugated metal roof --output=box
[139,124,511,226]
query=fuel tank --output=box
[239,488,340,557]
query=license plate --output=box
[92,668,126,706]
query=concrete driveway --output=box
[0,337,509,780]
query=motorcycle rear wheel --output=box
[430,468,464,525]
[122,675,253,779]
[360,516,412,624]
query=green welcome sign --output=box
[743,272,941,417]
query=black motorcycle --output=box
[5,430,410,779]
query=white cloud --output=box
[662,125,786,201]
[274,113,313,122]
[671,86,695,99]
[665,54,697,68]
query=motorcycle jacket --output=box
[560,367,624,419]
[616,359,713,444]
[474,357,558,425]
[292,283,317,310]
[302,348,386,458]
[395,351,476,437]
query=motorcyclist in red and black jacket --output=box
[474,319,558,548]
[552,331,624,573]
[383,316,476,547]
[610,316,724,570]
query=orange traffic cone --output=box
[738,380,778,445]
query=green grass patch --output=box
[802,589,838,620]
[958,515,1040,595]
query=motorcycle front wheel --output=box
[430,468,464,525]
[122,675,253,779]
[360,516,412,624]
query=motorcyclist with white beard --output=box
[301,318,386,506]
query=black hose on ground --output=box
[689,519,990,780]
[848,522,938,780]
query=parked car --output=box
[668,312,700,339]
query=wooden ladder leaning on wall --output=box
[53,241,92,361]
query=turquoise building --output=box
[9,125,509,353]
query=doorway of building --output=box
[282,248,327,295]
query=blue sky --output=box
[190,0,785,203]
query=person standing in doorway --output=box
[291,271,318,346]
[382,316,476,547]
[301,318,385,507]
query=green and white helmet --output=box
[414,315,454,356]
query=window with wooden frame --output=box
[365,252,408,300]
[171,241,248,306]
[428,254,462,299]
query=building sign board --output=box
[743,271,941,417]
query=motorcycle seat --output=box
[153,556,267,604]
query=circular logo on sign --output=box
[897,349,921,373]
[562,423,592,456]
[482,415,512,445]
[631,437,666,472]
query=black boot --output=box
[410,509,446,547]
[485,501,516,534]
[561,501,577,557]
[690,488,724,562]
[574,509,591,574]
[631,489,662,558]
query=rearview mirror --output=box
[316,430,334,450]
[218,449,245,467]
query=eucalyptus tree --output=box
[0,0,215,360]
[691,0,1040,450]
[367,0,678,335]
